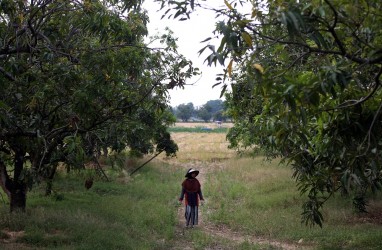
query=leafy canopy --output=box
[0,0,198,210]
[158,0,382,226]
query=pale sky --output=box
[143,1,226,108]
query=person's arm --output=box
[179,187,185,202]
[197,179,204,200]
[198,189,204,200]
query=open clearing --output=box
[165,130,382,249]
[167,131,309,249]
[1,128,381,249]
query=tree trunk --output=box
[10,183,27,212]
[0,160,26,212]
[45,179,53,196]
[45,165,57,196]
[9,148,27,212]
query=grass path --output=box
[171,160,310,250]
[167,131,310,249]
[200,161,308,250]
[169,129,382,249]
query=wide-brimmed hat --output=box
[185,168,199,177]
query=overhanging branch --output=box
[130,150,163,176]
[0,66,16,81]
[328,66,382,111]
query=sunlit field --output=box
[165,127,382,249]
[205,156,382,249]
[169,132,236,163]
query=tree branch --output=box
[130,150,163,176]
[324,0,347,54]
[0,131,37,139]
[330,66,382,110]
[361,67,382,152]
[0,66,16,81]
[272,51,310,79]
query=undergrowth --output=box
[205,156,382,249]
[0,163,182,249]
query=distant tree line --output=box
[172,100,229,122]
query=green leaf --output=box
[252,63,264,74]
[241,31,253,48]
[0,100,9,109]
[224,0,234,10]
[309,31,329,49]
[318,6,326,18]
[200,37,212,43]
[227,59,233,77]
[220,84,228,98]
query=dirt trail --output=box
[174,161,310,250]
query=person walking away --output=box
[179,168,204,228]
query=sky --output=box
[143,1,226,108]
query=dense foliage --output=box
[175,102,195,121]
[0,0,198,211]
[158,0,382,226]
[173,99,227,122]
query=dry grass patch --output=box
[167,132,236,163]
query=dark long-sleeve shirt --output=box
[179,178,203,206]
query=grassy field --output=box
[206,157,382,249]
[1,124,382,249]
[167,122,233,133]
[0,165,183,249]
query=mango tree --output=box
[158,0,382,226]
[0,0,198,211]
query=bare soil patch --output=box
[0,230,33,250]
[347,201,382,225]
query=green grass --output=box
[0,164,183,249]
[205,156,382,249]
[0,161,263,249]
[168,126,229,133]
[1,145,382,249]
[173,228,275,250]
